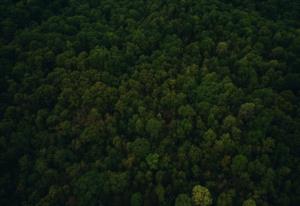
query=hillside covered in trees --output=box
[1,0,300,205]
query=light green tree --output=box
[192,185,212,206]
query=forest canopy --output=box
[0,0,299,205]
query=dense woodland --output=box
[0,0,300,205]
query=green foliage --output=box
[74,171,104,206]
[146,118,162,138]
[216,42,228,55]
[130,192,143,206]
[239,103,256,121]
[0,0,299,206]
[217,190,235,206]
[128,138,150,159]
[175,193,192,206]
[155,184,165,203]
[242,198,256,206]
[146,153,159,170]
[192,185,212,206]
[231,154,248,174]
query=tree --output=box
[155,184,165,204]
[128,138,150,160]
[231,154,248,174]
[192,185,212,206]
[146,153,159,170]
[222,115,237,131]
[146,118,162,138]
[130,192,143,206]
[74,171,104,206]
[178,105,196,118]
[216,42,228,55]
[242,198,256,206]
[239,103,255,121]
[199,37,215,56]
[103,171,129,195]
[175,194,192,206]
[189,145,201,164]
[217,190,235,206]
[203,129,217,146]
